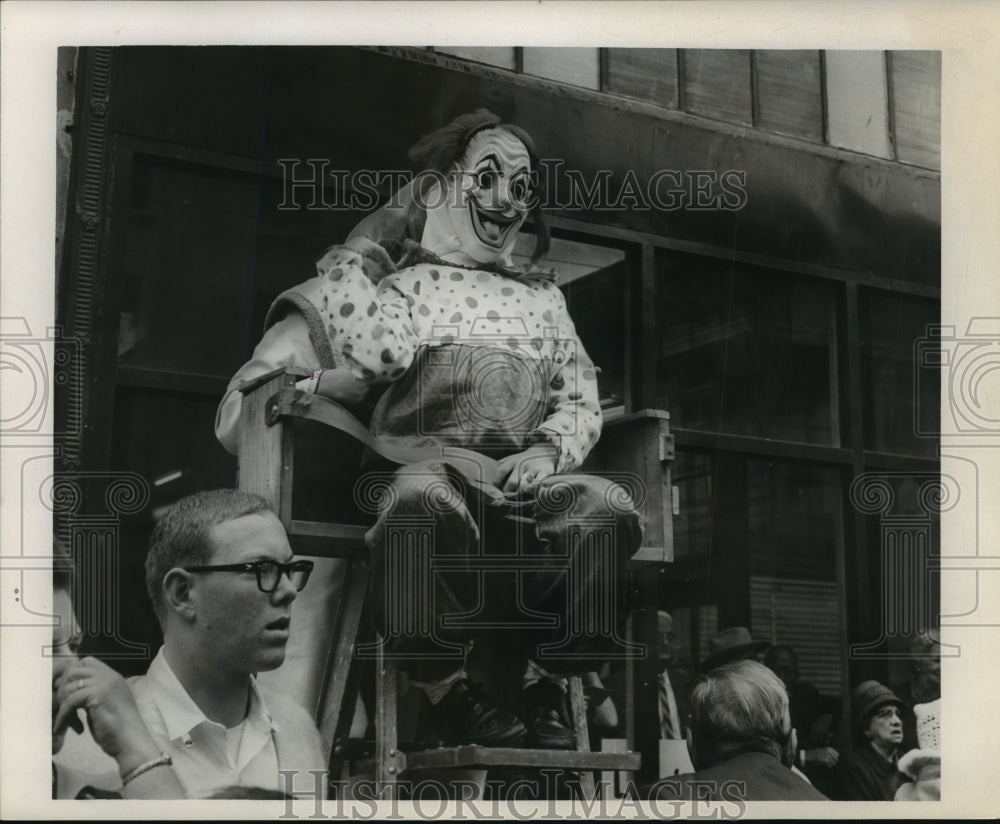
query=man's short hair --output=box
[689,659,792,768]
[144,489,273,613]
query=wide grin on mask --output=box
[468,196,523,249]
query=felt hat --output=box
[851,680,903,736]
[702,627,770,671]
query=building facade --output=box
[57,45,941,774]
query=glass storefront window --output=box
[668,451,845,694]
[671,451,713,559]
[117,153,359,379]
[861,288,939,457]
[655,251,840,445]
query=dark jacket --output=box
[649,751,828,802]
[833,743,911,801]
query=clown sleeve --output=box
[527,283,604,473]
[312,239,420,383]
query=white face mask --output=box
[421,128,533,265]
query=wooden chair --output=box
[237,367,674,798]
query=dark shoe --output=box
[524,680,577,749]
[428,679,526,747]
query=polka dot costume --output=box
[308,243,602,472]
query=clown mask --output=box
[421,127,533,266]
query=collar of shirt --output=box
[145,648,280,752]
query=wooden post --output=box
[237,369,305,525]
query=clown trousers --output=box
[363,459,642,683]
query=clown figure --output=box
[216,110,642,748]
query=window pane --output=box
[682,49,752,125]
[434,47,516,71]
[671,451,712,559]
[605,48,679,109]
[748,460,839,581]
[522,48,600,90]
[669,454,845,696]
[117,153,360,378]
[861,289,939,457]
[106,389,237,673]
[655,252,839,445]
[825,50,891,159]
[890,51,941,170]
[755,50,823,141]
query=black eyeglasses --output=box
[183,559,314,593]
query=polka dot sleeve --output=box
[530,290,603,472]
[314,244,419,383]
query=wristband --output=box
[121,752,172,786]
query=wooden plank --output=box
[682,50,753,125]
[238,371,296,516]
[567,676,596,799]
[825,51,891,159]
[522,48,600,90]
[402,746,640,771]
[375,649,402,797]
[318,556,371,768]
[239,365,311,394]
[433,47,516,71]
[289,520,370,541]
[889,51,941,170]
[586,409,673,564]
[755,50,824,141]
[605,49,679,109]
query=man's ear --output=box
[685,726,699,769]
[783,727,798,768]
[162,568,197,622]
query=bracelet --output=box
[121,752,172,786]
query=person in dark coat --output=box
[649,660,827,802]
[764,644,841,796]
[833,681,912,801]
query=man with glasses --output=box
[131,489,325,798]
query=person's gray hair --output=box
[689,659,792,768]
[908,629,941,666]
[144,489,273,615]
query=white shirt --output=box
[130,648,281,799]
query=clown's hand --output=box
[342,236,396,284]
[495,443,558,498]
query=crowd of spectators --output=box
[51,490,941,803]
[591,617,942,802]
